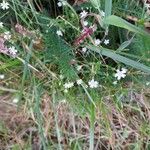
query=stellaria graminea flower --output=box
[0,74,5,79]
[64,82,74,89]
[4,31,11,40]
[0,1,9,10]
[8,46,18,57]
[76,79,83,85]
[83,21,88,26]
[94,39,101,46]
[56,30,63,36]
[80,10,88,18]
[114,68,127,80]
[0,22,3,28]
[104,39,109,45]
[57,2,62,7]
[88,79,99,88]
[82,47,87,53]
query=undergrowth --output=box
[0,0,150,149]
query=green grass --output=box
[0,0,150,149]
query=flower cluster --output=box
[0,37,18,58]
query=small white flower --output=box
[0,1,9,10]
[12,98,19,103]
[80,10,88,18]
[114,68,127,80]
[145,3,150,8]
[94,39,101,46]
[57,2,62,7]
[88,79,99,88]
[8,46,18,56]
[76,79,83,85]
[82,47,87,53]
[0,74,5,79]
[113,81,117,85]
[64,89,68,93]
[4,31,11,40]
[64,82,74,89]
[104,39,109,45]
[121,68,127,73]
[56,30,63,36]
[76,65,82,71]
[83,21,88,26]
[100,11,105,17]
[146,82,150,86]
[59,74,64,79]
[0,22,3,28]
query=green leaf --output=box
[104,15,150,38]
[87,45,150,74]
[105,0,112,17]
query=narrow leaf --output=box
[104,15,150,37]
[87,45,150,74]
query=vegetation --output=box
[0,0,150,149]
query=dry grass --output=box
[0,89,149,149]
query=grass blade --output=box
[87,45,150,74]
[104,15,150,37]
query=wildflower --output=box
[56,30,63,36]
[59,74,64,79]
[94,39,101,46]
[64,89,68,93]
[76,79,83,85]
[0,22,3,28]
[113,81,117,85]
[12,98,19,103]
[104,39,109,45]
[0,1,9,10]
[114,68,127,80]
[64,82,74,89]
[80,10,88,18]
[8,46,18,57]
[83,21,88,26]
[100,11,105,17]
[76,65,82,71]
[88,79,99,88]
[57,2,62,7]
[82,47,87,53]
[4,31,11,40]
[0,74,5,79]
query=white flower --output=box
[0,1,9,10]
[76,79,83,85]
[12,98,19,103]
[59,74,64,79]
[0,22,3,28]
[83,21,88,26]
[104,39,109,45]
[80,10,88,18]
[82,47,87,53]
[56,30,63,36]
[64,82,74,89]
[145,3,150,8]
[76,65,82,71]
[4,31,11,40]
[64,89,68,93]
[0,74,5,79]
[146,82,150,86]
[100,11,105,17]
[94,39,101,46]
[114,68,127,80]
[8,46,18,56]
[113,81,117,85]
[88,79,99,88]
[57,2,62,7]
